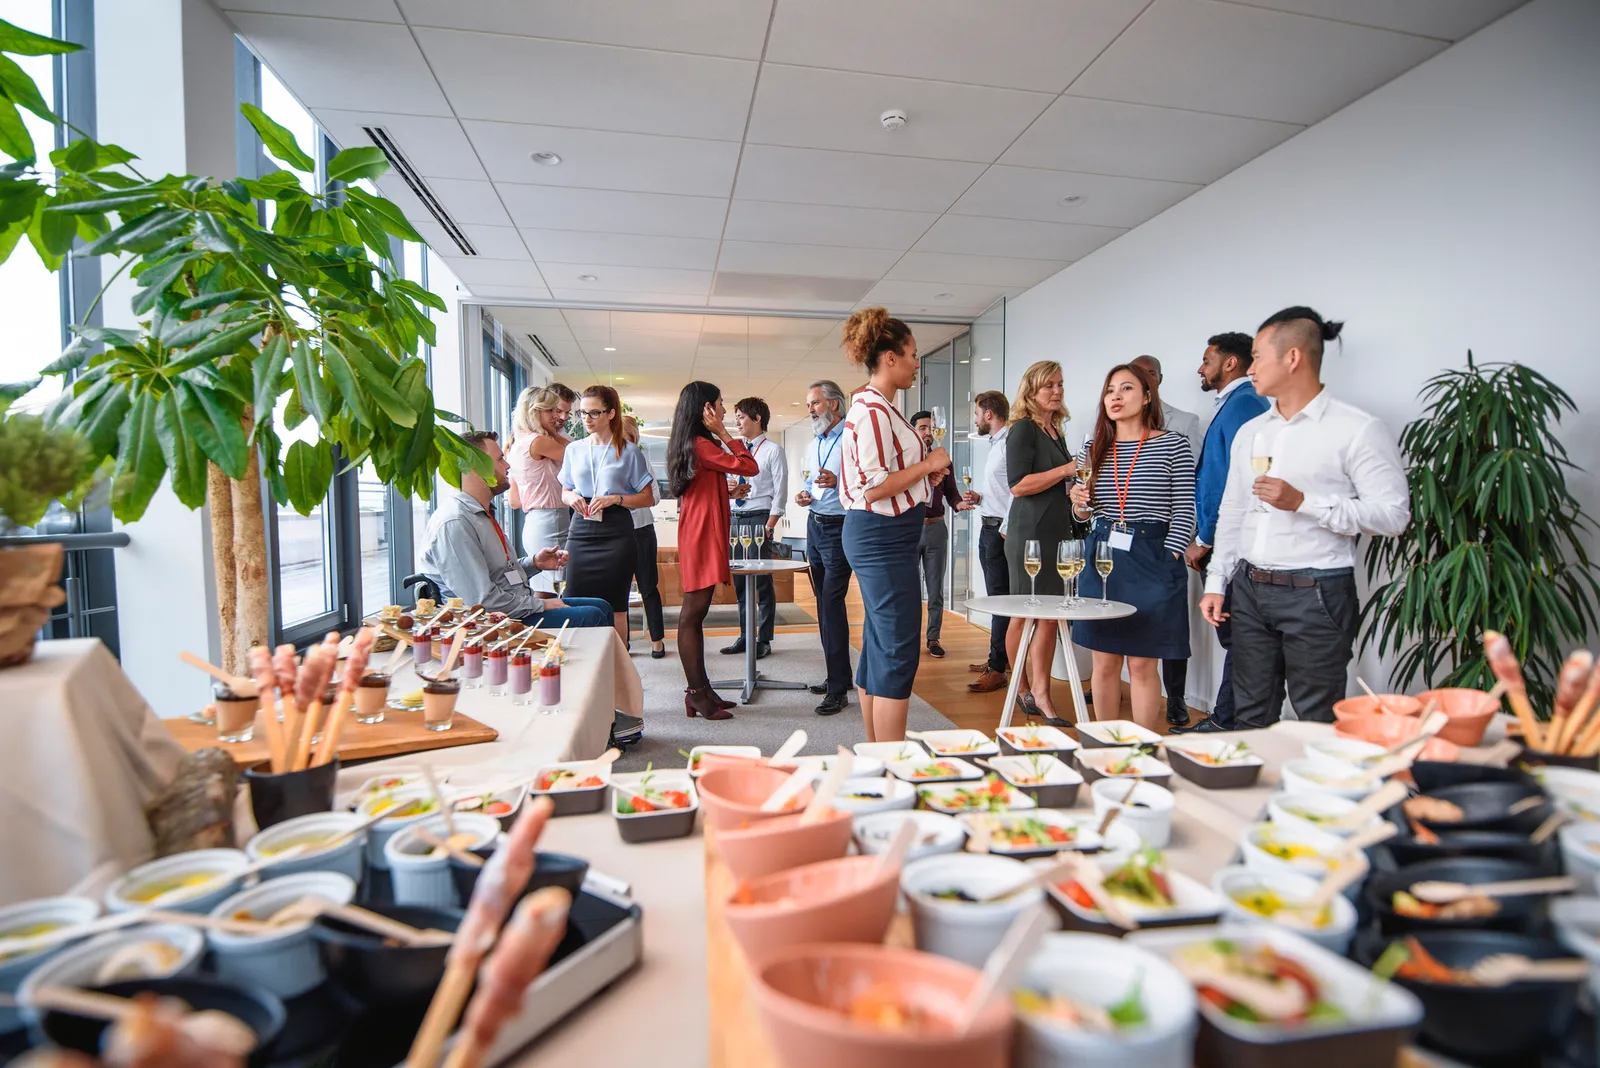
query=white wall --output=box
[1003,0,1600,706]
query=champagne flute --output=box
[1057,539,1083,608]
[754,528,766,556]
[931,406,948,446]
[740,528,753,557]
[1023,539,1042,606]
[960,465,973,490]
[1250,433,1274,513]
[1095,542,1114,608]
[801,467,811,488]
[729,530,739,562]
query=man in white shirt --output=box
[796,380,852,715]
[1132,354,1203,726]
[962,390,1014,693]
[724,396,788,660]
[1200,307,1410,728]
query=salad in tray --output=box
[615,769,693,814]
[1059,847,1175,912]
[919,775,1028,812]
[535,767,606,792]
[1174,939,1345,1026]
[977,814,1081,852]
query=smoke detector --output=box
[880,109,907,131]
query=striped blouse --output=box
[841,385,930,516]
[1075,432,1197,557]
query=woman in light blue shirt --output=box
[559,385,656,638]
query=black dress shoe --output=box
[756,641,772,660]
[720,638,746,655]
[809,683,829,695]
[927,640,946,658]
[651,644,666,659]
[815,692,848,716]
[1169,717,1229,735]
[1166,706,1191,727]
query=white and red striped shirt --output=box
[841,385,929,516]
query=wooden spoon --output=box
[1467,953,1592,985]
[769,729,808,765]
[759,763,816,813]
[798,747,853,825]
[1409,875,1577,904]
[973,856,1077,904]
[1357,677,1397,716]
[871,818,919,880]
[322,903,454,947]
[1066,855,1137,930]
[18,986,256,1058]
[178,651,256,694]
[954,904,1052,1035]
[1328,779,1410,830]
[415,827,487,868]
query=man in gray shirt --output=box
[421,431,611,628]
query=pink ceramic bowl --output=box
[1418,687,1499,747]
[751,942,1012,1068]
[724,855,900,965]
[698,765,813,833]
[1332,693,1423,725]
[716,809,854,882]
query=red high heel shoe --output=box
[685,687,734,721]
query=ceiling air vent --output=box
[526,334,559,370]
[360,125,477,257]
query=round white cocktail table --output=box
[711,558,813,703]
[966,594,1136,728]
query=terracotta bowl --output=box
[1418,688,1500,747]
[724,855,900,965]
[751,942,1012,1068]
[698,766,813,833]
[1333,712,1463,762]
[716,809,854,882]
[1332,693,1423,724]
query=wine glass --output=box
[740,527,753,560]
[801,467,811,488]
[754,528,766,556]
[960,465,973,490]
[1250,433,1272,511]
[931,406,948,447]
[1023,539,1042,606]
[1095,542,1114,608]
[1057,540,1083,608]
[729,530,739,562]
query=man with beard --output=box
[421,431,612,628]
[795,380,852,715]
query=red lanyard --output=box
[487,512,511,561]
[1111,432,1148,526]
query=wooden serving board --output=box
[166,707,498,768]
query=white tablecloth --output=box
[0,640,186,907]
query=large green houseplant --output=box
[0,19,489,671]
[1362,354,1600,710]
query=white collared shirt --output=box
[734,433,787,517]
[1205,389,1410,595]
[979,425,1012,533]
[1211,375,1250,411]
[841,385,929,516]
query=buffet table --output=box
[0,640,186,907]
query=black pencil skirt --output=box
[564,505,637,613]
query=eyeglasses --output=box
[578,408,613,419]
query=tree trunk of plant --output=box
[230,407,270,660]
[206,462,238,674]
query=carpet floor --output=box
[654,603,816,629]
[616,632,957,772]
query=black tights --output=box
[679,586,715,690]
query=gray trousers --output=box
[1229,562,1360,729]
[918,519,949,642]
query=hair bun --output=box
[1321,318,1344,342]
[842,307,890,366]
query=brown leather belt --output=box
[925,516,944,524]
[1248,567,1318,588]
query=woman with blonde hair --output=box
[507,384,572,593]
[1005,360,1079,725]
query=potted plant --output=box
[0,19,490,671]
[1362,353,1600,709]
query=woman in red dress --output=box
[667,381,759,719]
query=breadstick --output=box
[248,646,287,773]
[1549,651,1595,753]
[317,628,375,766]
[1558,664,1600,755]
[1482,631,1543,751]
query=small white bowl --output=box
[1077,721,1162,748]
[18,924,203,1018]
[1280,759,1378,800]
[208,871,357,998]
[1550,897,1600,1001]
[358,785,444,869]
[1267,792,1383,840]
[1303,737,1386,770]
[0,896,101,1032]
[792,753,886,781]
[1014,931,1197,1068]
[1211,865,1358,954]
[1557,823,1600,894]
[1240,821,1348,878]
[901,853,1045,967]
[342,769,423,810]
[1090,779,1175,849]
[685,745,760,777]
[852,810,965,861]
[912,729,999,758]
[852,740,927,763]
[246,810,368,882]
[830,777,917,815]
[105,849,251,915]
[385,813,500,909]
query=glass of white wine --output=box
[1095,542,1114,608]
[961,465,973,490]
[754,528,766,556]
[729,530,739,562]
[1250,432,1272,511]
[801,467,811,489]
[931,406,948,446]
[740,528,753,559]
[1057,539,1084,608]
[1024,539,1042,606]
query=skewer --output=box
[177,651,255,693]
[541,621,571,667]
[420,761,456,838]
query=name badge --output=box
[1108,528,1134,552]
[504,566,527,586]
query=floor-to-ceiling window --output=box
[950,332,974,614]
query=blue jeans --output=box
[525,596,612,629]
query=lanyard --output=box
[816,429,839,482]
[1111,431,1148,528]
[486,511,511,561]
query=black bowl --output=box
[1408,760,1539,793]
[1403,780,1549,833]
[1518,744,1600,771]
[448,848,588,908]
[1381,829,1565,872]
[313,902,463,1006]
[245,759,340,829]
[1367,856,1552,934]
[1381,929,1582,1060]
[38,977,286,1067]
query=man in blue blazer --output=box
[1172,332,1270,734]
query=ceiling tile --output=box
[565,311,706,337]
[497,186,728,238]
[707,294,859,313]
[446,259,549,288]
[716,241,903,280]
[912,214,1124,260]
[452,225,530,259]
[463,285,553,301]
[220,0,402,19]
[372,174,513,230]
[540,263,713,296]
[1000,95,1302,183]
[723,200,937,250]
[230,13,451,115]
[859,279,1015,312]
[885,252,1068,288]
[746,65,1054,163]
[1223,0,1527,40]
[546,288,711,306]
[949,165,1201,227]
[463,121,740,197]
[395,0,772,58]
[1071,0,1447,126]
[765,0,1146,92]
[312,109,486,180]
[518,230,719,270]
[415,29,757,139]
[734,145,984,213]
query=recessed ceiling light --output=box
[615,375,624,380]
[578,274,597,282]
[958,359,970,364]
[934,293,954,300]
[790,401,800,406]
[980,357,992,362]
[530,151,562,166]
[603,346,616,351]
[1058,194,1085,207]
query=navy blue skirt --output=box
[1073,519,1191,660]
[843,505,926,699]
